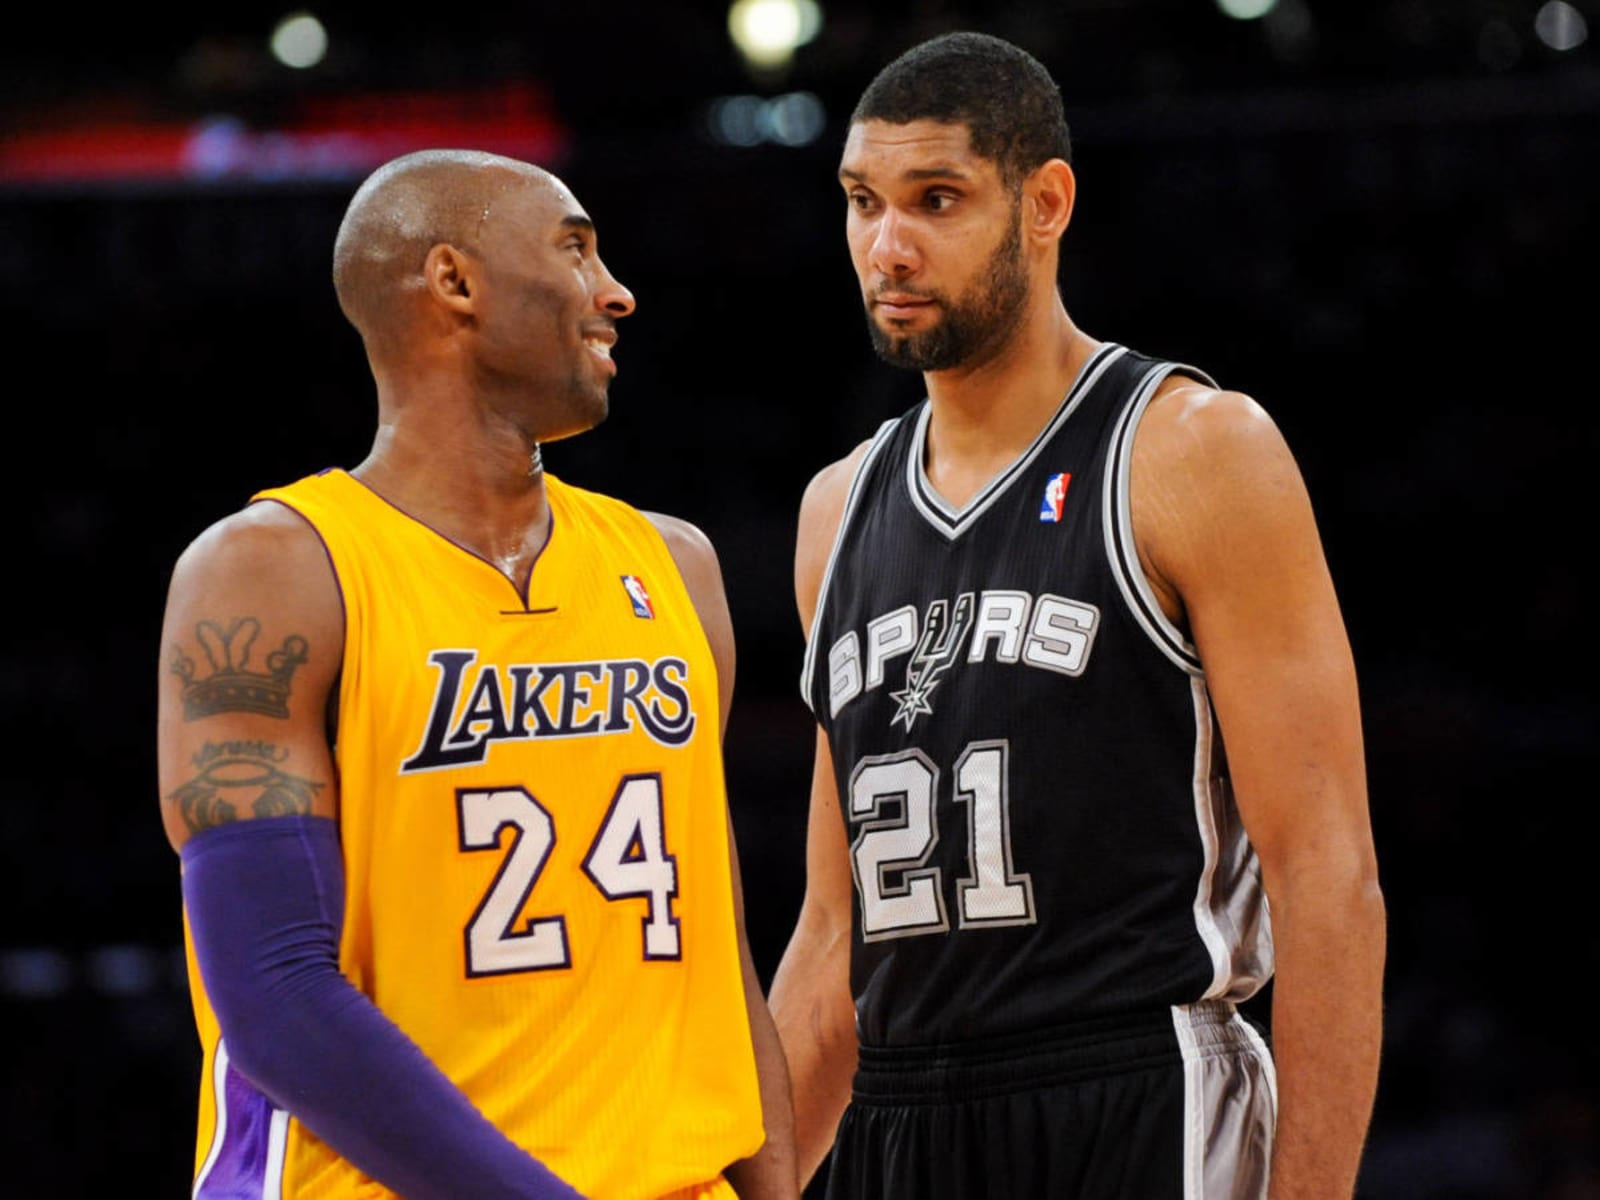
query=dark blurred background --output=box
[2,0,1596,1195]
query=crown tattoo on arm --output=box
[170,617,311,720]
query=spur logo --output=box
[826,590,1100,725]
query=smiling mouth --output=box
[582,335,614,359]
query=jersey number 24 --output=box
[457,772,681,975]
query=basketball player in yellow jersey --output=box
[155,149,798,1200]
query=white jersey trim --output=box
[192,1037,230,1199]
[1103,360,1216,674]
[798,419,904,711]
[1187,676,1234,999]
[264,1108,289,1200]
[192,1036,291,1200]
[905,343,1128,540]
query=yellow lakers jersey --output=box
[184,468,764,1200]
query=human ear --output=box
[422,244,476,316]
[1025,159,1076,244]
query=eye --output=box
[846,189,879,214]
[924,190,958,212]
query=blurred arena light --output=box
[0,80,568,184]
[0,945,186,999]
[270,12,329,70]
[727,0,822,70]
[1214,0,1279,18]
[1535,1,1588,50]
[85,944,165,997]
[707,91,826,147]
[0,948,73,999]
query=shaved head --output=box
[331,148,555,345]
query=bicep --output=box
[1138,392,1372,874]
[157,504,344,852]
[800,729,854,927]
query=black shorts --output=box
[824,1001,1275,1200]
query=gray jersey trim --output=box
[1187,675,1234,998]
[1103,360,1217,674]
[799,419,905,711]
[1171,1001,1277,1200]
[904,343,1128,540]
[1187,675,1274,1005]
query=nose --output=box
[595,258,636,318]
[866,207,919,279]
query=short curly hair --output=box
[850,31,1072,188]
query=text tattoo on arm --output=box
[167,741,324,836]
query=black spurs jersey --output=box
[802,343,1274,1047]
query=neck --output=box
[919,296,1098,505]
[352,388,555,585]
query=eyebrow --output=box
[560,214,595,235]
[838,164,974,184]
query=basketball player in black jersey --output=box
[768,31,1385,1200]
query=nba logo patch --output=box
[621,575,655,619]
[1039,472,1071,523]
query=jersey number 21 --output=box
[849,740,1036,941]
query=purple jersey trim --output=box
[195,1041,285,1199]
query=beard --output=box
[866,204,1029,372]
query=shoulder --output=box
[641,510,725,603]
[798,437,879,550]
[642,510,716,563]
[163,498,344,650]
[171,498,331,587]
[553,477,703,557]
[1135,373,1292,482]
[795,436,877,632]
[1131,372,1320,611]
[641,510,730,620]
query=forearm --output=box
[768,923,857,1188]
[725,975,800,1200]
[182,816,583,1200]
[1266,871,1387,1200]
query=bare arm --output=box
[769,730,858,1188]
[159,500,583,1198]
[158,501,343,852]
[650,513,800,1200]
[766,449,871,1189]
[1134,382,1386,1200]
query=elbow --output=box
[207,964,337,1106]
[1265,839,1387,940]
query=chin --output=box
[541,392,610,443]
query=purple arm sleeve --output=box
[180,814,585,1200]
